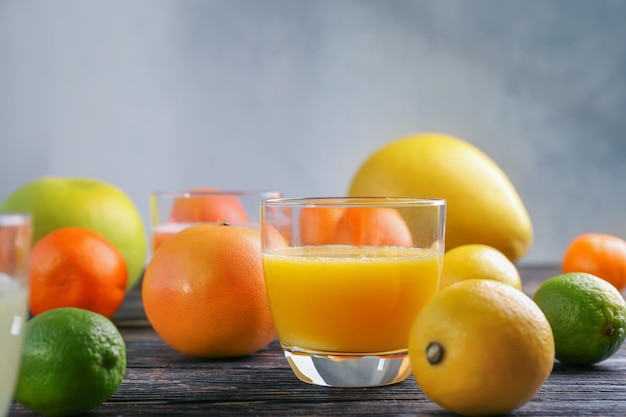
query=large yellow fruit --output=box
[348,133,532,262]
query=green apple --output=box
[0,176,147,290]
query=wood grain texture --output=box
[11,265,626,416]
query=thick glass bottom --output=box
[282,345,411,388]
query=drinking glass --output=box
[260,197,446,387]
[150,189,280,254]
[0,213,31,416]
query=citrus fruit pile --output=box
[533,232,626,367]
[407,230,626,416]
[1,177,146,319]
[1,177,141,415]
[3,134,626,416]
[15,308,126,417]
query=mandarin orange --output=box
[562,233,626,290]
[29,227,128,318]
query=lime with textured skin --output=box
[15,307,126,417]
[533,272,626,366]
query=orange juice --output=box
[262,245,441,353]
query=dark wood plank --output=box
[11,265,626,416]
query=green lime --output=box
[14,307,126,417]
[532,272,626,366]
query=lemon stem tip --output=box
[426,341,444,365]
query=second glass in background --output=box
[150,189,280,253]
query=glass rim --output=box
[261,196,446,207]
[0,212,32,226]
[152,189,281,198]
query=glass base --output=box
[282,345,411,387]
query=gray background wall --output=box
[1,0,625,265]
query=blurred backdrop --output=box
[1,0,625,265]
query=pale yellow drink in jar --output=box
[0,275,29,416]
[262,245,441,354]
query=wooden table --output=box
[9,265,626,416]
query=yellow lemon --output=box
[409,279,554,416]
[440,244,522,291]
[348,133,533,262]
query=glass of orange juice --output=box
[0,213,31,417]
[150,189,280,254]
[260,197,446,387]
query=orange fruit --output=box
[169,188,249,224]
[332,207,413,247]
[300,207,345,245]
[562,233,626,290]
[142,223,277,358]
[29,227,128,319]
